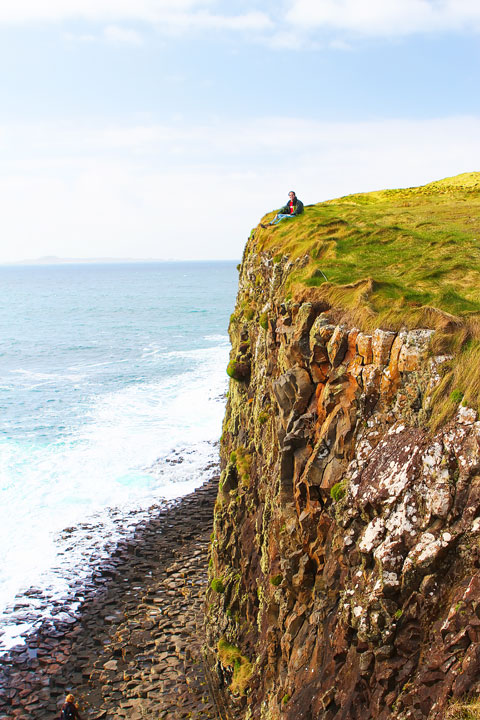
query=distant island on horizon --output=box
[1,256,236,266]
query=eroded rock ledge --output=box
[206,249,480,720]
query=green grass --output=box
[446,697,480,720]
[253,172,480,427]
[256,172,480,328]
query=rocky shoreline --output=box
[0,476,227,720]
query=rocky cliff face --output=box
[206,241,480,720]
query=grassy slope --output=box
[254,172,480,427]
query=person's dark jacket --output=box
[60,702,81,720]
[279,197,304,216]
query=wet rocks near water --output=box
[0,478,228,720]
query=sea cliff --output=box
[206,173,480,720]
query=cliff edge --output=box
[206,173,480,720]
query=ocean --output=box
[0,260,237,651]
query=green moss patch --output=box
[226,359,250,382]
[229,445,252,489]
[226,360,239,379]
[330,481,347,502]
[450,389,464,404]
[211,578,225,594]
[217,638,253,696]
[240,301,255,321]
[236,447,252,488]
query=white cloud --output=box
[263,30,305,50]
[2,0,479,44]
[103,25,144,45]
[63,31,96,43]
[0,0,207,24]
[285,0,480,37]
[0,0,272,35]
[65,25,145,46]
[158,10,273,32]
[0,115,478,263]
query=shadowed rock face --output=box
[206,247,480,720]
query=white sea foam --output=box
[0,342,229,648]
[204,334,231,343]
[67,358,131,370]
[0,260,237,651]
[9,368,88,385]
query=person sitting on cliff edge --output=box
[260,190,304,227]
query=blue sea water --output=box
[0,261,237,648]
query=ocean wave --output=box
[9,369,87,384]
[0,444,220,652]
[158,345,230,362]
[67,358,131,370]
[0,345,229,636]
[204,333,230,343]
[0,260,238,650]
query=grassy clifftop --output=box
[255,171,480,426]
[257,171,480,328]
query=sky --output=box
[0,0,479,262]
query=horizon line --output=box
[0,256,241,267]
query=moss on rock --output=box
[217,638,253,696]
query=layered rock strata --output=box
[206,247,480,720]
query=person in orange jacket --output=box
[59,694,83,720]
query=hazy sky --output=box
[1,0,479,262]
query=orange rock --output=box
[362,364,382,394]
[379,333,406,402]
[347,328,360,360]
[398,329,434,372]
[372,329,396,366]
[388,333,406,377]
[311,362,330,384]
[327,326,348,367]
[356,333,373,365]
[398,345,420,372]
[349,357,364,386]
[310,318,336,364]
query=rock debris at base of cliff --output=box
[0,480,231,720]
[206,244,480,720]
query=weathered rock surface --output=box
[206,247,480,720]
